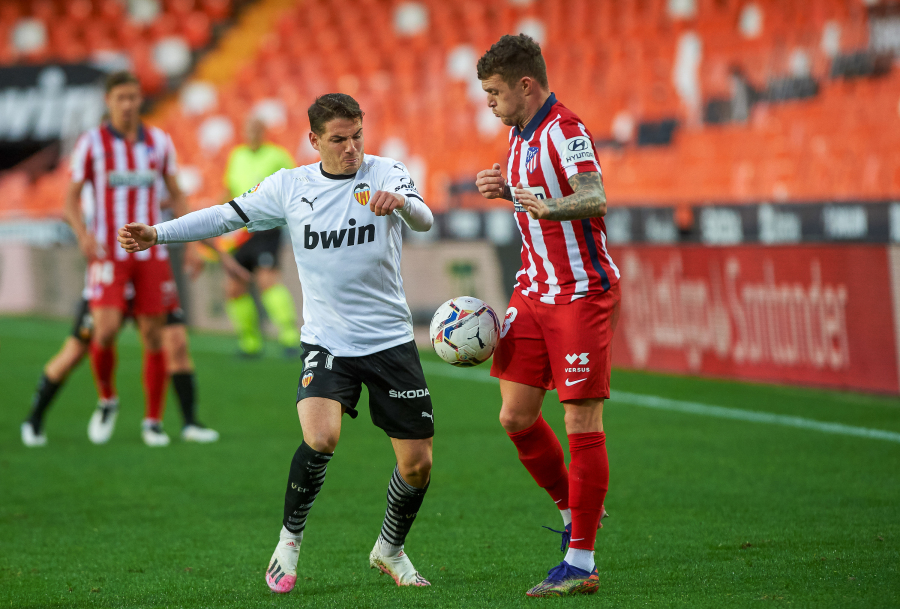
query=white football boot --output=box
[266,532,301,593]
[21,421,47,447]
[369,539,430,587]
[141,420,171,447]
[87,398,119,444]
[181,424,219,443]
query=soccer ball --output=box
[429,297,501,367]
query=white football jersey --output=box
[230,154,426,357]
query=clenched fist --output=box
[475,163,508,199]
[118,222,158,253]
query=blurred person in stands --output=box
[213,116,301,358]
[53,70,209,446]
[475,34,619,597]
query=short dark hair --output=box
[105,70,140,93]
[477,34,549,89]
[308,93,365,135]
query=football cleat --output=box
[266,537,300,593]
[88,398,119,445]
[545,507,609,552]
[21,421,47,447]
[141,420,171,447]
[181,424,219,443]
[526,561,599,597]
[369,541,430,587]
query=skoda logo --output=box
[568,139,588,152]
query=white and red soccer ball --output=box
[429,297,501,367]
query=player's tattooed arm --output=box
[515,171,607,221]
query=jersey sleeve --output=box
[378,159,424,205]
[547,117,601,180]
[70,133,92,183]
[229,170,287,232]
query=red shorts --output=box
[88,257,178,317]
[490,284,621,401]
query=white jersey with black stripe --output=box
[173,154,430,357]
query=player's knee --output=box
[304,431,339,454]
[400,457,432,488]
[499,406,538,433]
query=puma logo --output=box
[421,412,434,421]
[301,196,317,210]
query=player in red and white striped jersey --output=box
[475,35,621,597]
[64,71,185,446]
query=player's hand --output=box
[220,251,251,282]
[118,222,157,253]
[515,182,551,220]
[77,232,105,260]
[369,190,404,216]
[475,163,507,199]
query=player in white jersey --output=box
[117,94,435,592]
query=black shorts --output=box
[234,229,282,272]
[70,298,185,343]
[296,340,434,440]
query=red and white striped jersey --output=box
[70,123,177,261]
[506,93,619,304]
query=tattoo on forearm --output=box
[543,172,607,221]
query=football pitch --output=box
[1,316,898,608]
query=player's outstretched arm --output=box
[475,163,513,201]
[118,204,248,253]
[370,190,433,232]
[515,171,607,221]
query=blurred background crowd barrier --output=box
[0,0,898,392]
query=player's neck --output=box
[517,91,552,132]
[109,119,139,141]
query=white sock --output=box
[280,526,303,543]
[564,548,595,572]
[560,508,572,527]
[377,534,403,557]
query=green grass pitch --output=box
[1,315,898,608]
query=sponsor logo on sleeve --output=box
[241,183,261,197]
[562,136,595,166]
[393,176,419,193]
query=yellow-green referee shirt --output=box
[224,142,296,200]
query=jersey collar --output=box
[105,122,146,142]
[514,92,557,142]
[319,162,356,180]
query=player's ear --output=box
[309,131,319,152]
[519,76,533,97]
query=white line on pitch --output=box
[419,362,900,444]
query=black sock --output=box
[283,442,333,534]
[171,372,196,427]
[27,374,62,433]
[379,465,429,547]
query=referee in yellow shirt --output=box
[219,117,301,357]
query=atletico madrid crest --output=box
[353,183,371,205]
[526,146,540,173]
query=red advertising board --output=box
[608,245,900,393]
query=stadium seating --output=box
[4,0,900,220]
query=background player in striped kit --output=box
[475,34,621,597]
[65,71,187,446]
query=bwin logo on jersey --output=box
[389,388,431,399]
[304,218,375,249]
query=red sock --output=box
[89,343,117,400]
[568,432,609,551]
[143,350,168,421]
[507,415,569,510]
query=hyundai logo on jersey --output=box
[353,183,371,205]
[303,218,375,249]
[526,146,540,173]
